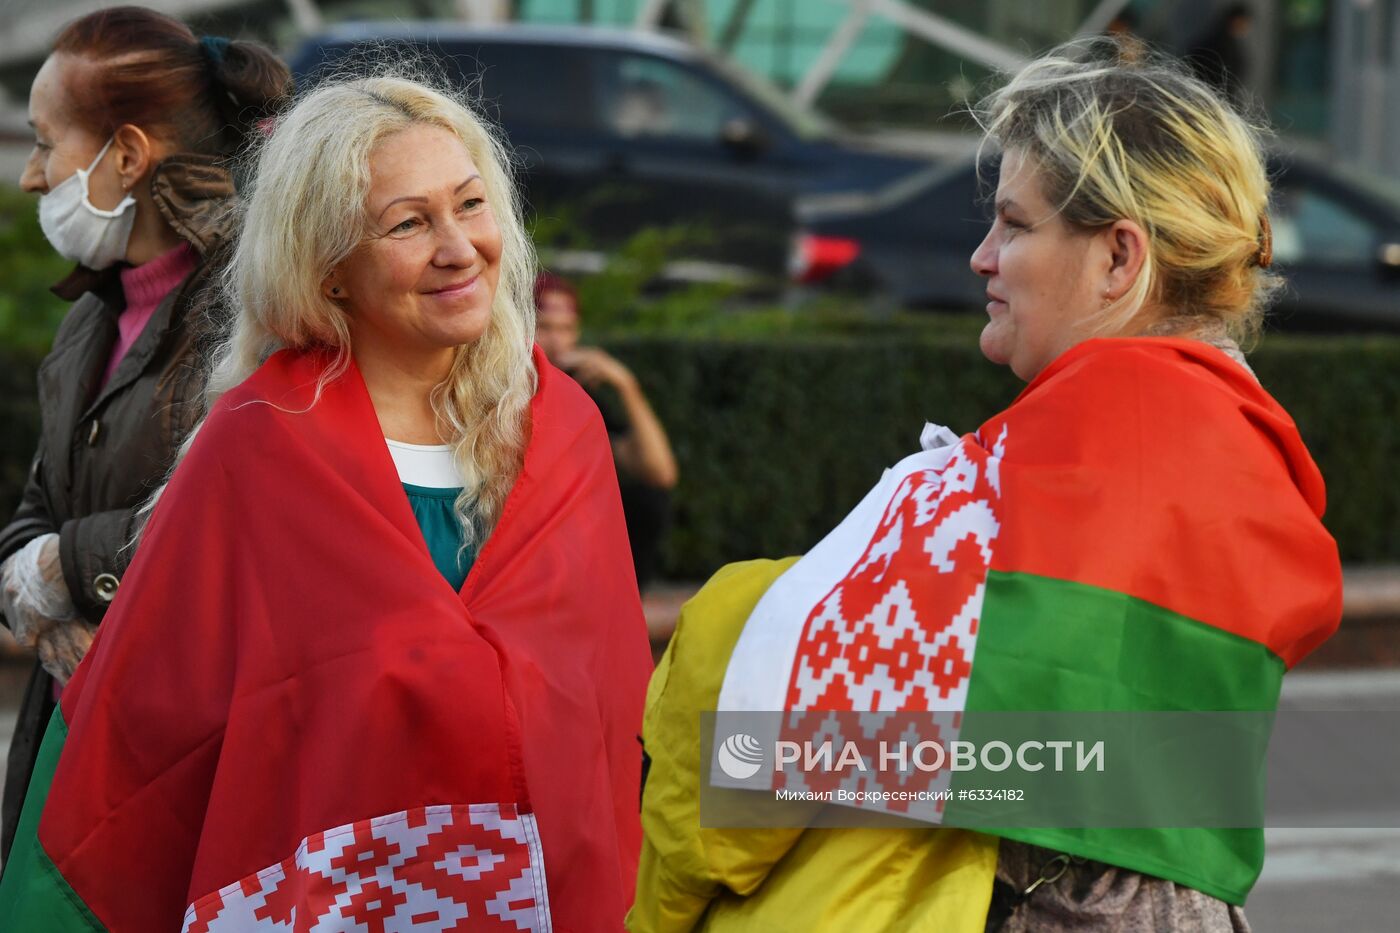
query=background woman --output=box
[0,73,651,931]
[630,40,1341,932]
[534,272,678,588]
[0,5,288,862]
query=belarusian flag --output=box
[716,337,1342,905]
[0,347,650,930]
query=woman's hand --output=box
[563,348,679,489]
[1,533,78,645]
[35,619,98,685]
[561,346,637,393]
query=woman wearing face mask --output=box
[0,6,289,863]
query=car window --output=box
[704,53,832,141]
[593,53,749,143]
[1346,164,1400,215]
[452,43,597,131]
[1270,185,1377,267]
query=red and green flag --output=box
[717,337,1342,905]
[0,347,651,930]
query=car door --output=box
[581,48,793,281]
[1269,166,1400,329]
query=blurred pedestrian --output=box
[0,73,651,930]
[0,5,288,864]
[536,272,678,588]
[1186,2,1255,108]
[629,37,1340,932]
[1103,6,1147,63]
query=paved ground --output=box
[1246,669,1400,931]
[1,662,1396,927]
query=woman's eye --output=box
[459,198,484,212]
[392,217,421,233]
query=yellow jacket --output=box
[629,558,998,932]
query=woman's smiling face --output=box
[330,123,502,371]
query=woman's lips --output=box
[425,275,479,300]
[986,297,1008,315]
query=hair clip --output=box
[198,35,231,67]
[1254,213,1273,269]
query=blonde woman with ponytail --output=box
[0,73,651,931]
[631,39,1339,933]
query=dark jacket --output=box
[0,155,235,859]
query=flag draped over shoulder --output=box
[0,346,652,931]
[629,558,1000,933]
[714,338,1342,906]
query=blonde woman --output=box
[630,41,1340,932]
[0,75,652,931]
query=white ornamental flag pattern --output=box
[774,428,1006,820]
[181,803,551,933]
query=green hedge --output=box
[0,187,70,356]
[598,333,1400,577]
[1,348,41,513]
[3,334,1397,576]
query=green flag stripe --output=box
[0,706,104,929]
[958,570,1283,905]
[968,570,1285,713]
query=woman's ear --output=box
[322,272,346,302]
[1103,218,1149,299]
[110,123,156,192]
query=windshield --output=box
[1344,164,1400,216]
[704,53,837,141]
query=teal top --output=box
[402,482,475,591]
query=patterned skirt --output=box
[990,841,1251,932]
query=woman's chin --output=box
[427,303,492,350]
[979,320,1013,367]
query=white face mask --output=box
[37,136,137,271]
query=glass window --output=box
[705,52,834,140]
[1270,185,1377,267]
[594,53,749,142]
[450,43,597,131]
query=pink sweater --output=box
[58,243,198,699]
[100,242,198,389]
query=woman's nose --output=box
[19,151,48,195]
[970,229,997,278]
[435,218,480,266]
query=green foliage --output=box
[0,186,71,355]
[528,199,744,333]
[529,209,990,341]
[4,328,1395,577]
[0,348,41,516]
[1251,337,1400,563]
[596,302,989,340]
[0,185,66,512]
[572,225,737,333]
[600,332,1400,578]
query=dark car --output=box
[288,23,932,288]
[795,149,1400,329]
